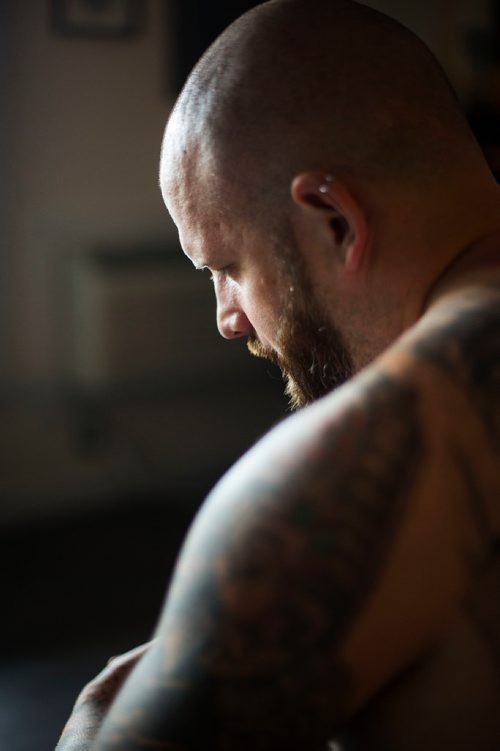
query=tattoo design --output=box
[95,376,423,750]
[413,291,500,447]
[414,291,500,689]
[91,290,500,750]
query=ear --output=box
[290,172,368,273]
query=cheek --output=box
[243,278,282,346]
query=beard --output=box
[247,257,354,411]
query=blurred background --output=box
[0,0,498,748]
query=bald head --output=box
[164,0,484,203]
[159,0,499,401]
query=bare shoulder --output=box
[153,292,497,724]
[96,284,500,751]
[181,279,500,713]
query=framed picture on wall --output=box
[51,0,143,39]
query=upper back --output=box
[339,280,500,750]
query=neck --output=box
[423,226,500,312]
[408,169,500,312]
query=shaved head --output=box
[160,0,496,408]
[165,0,481,207]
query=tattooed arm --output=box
[94,369,469,751]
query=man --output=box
[57,0,500,749]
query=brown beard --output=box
[247,265,353,410]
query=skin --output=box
[85,276,500,751]
[55,643,153,751]
[56,1,500,749]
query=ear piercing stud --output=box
[319,174,334,193]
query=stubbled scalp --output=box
[165,0,484,205]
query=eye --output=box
[206,264,234,283]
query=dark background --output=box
[1,1,499,748]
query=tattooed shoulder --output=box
[96,286,500,751]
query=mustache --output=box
[246,335,277,362]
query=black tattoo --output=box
[60,286,500,751]
[413,292,500,677]
[413,292,500,447]
[95,375,423,750]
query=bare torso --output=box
[95,274,500,751]
[337,278,500,750]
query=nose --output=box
[218,309,254,339]
[216,288,254,340]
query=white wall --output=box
[5,0,176,385]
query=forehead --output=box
[160,112,250,261]
[163,111,212,194]
[160,114,213,219]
